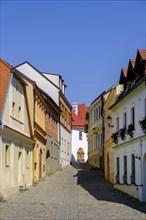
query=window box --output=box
[126,124,134,137]
[139,116,146,132]
[119,128,126,140]
[111,132,119,144]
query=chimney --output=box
[72,102,78,115]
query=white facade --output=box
[71,128,88,163]
[0,73,33,198]
[16,63,60,106]
[112,78,146,201]
[60,125,71,168]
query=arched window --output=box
[77,148,84,162]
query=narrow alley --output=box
[0,164,146,220]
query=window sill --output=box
[10,116,24,124]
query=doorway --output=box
[18,152,22,186]
[77,148,84,162]
[39,149,42,179]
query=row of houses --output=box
[0,58,72,199]
[87,49,146,202]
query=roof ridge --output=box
[0,58,12,69]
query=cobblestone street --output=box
[0,165,146,220]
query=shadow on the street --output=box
[72,163,146,215]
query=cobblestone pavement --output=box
[0,164,146,220]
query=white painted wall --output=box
[42,73,60,88]
[112,80,146,201]
[16,63,59,105]
[71,128,88,162]
[1,74,33,198]
[60,125,71,168]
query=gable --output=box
[15,62,60,106]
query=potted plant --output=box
[111,132,119,144]
[119,128,126,140]
[126,124,134,137]
[139,116,146,131]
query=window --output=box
[116,157,120,183]
[62,138,63,152]
[5,145,10,167]
[98,106,101,119]
[100,133,103,148]
[12,102,15,117]
[131,107,135,128]
[131,154,135,184]
[67,142,69,155]
[18,106,22,121]
[144,98,146,116]
[79,131,82,140]
[123,156,127,183]
[116,117,119,132]
[64,140,66,153]
[16,85,18,91]
[123,112,127,129]
[26,151,29,169]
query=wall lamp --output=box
[106,115,114,128]
[135,155,141,160]
[93,128,98,135]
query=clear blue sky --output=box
[1,0,145,106]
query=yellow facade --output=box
[19,76,47,184]
[33,89,47,182]
[103,89,115,184]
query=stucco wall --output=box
[71,128,88,163]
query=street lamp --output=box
[106,115,114,128]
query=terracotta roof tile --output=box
[72,104,88,128]
[0,58,12,113]
[121,68,128,77]
[138,49,146,61]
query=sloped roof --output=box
[0,58,12,113]
[138,49,146,61]
[119,68,127,84]
[130,59,135,68]
[72,104,88,128]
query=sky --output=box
[0,0,146,106]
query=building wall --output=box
[1,128,33,198]
[45,98,60,175]
[71,128,88,163]
[60,97,72,168]
[45,105,58,141]
[88,97,103,169]
[16,63,59,106]
[46,136,60,175]
[112,80,146,201]
[1,74,33,198]
[3,76,30,137]
[33,93,47,182]
[103,88,116,184]
[60,125,71,168]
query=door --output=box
[77,148,84,162]
[18,152,22,186]
[39,149,42,179]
